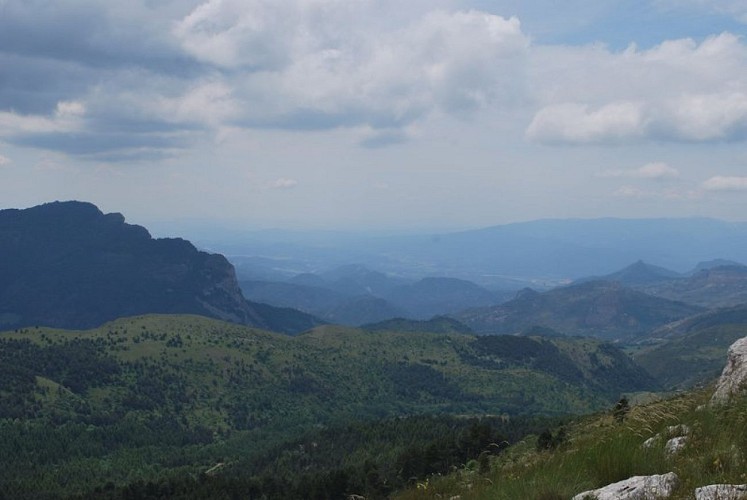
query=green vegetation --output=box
[0,314,656,498]
[395,390,747,500]
[634,308,747,389]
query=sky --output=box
[1,0,747,232]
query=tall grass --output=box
[396,390,747,500]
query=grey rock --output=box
[695,484,747,500]
[642,436,659,449]
[711,337,747,405]
[664,436,688,455]
[572,472,679,500]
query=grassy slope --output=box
[395,390,747,500]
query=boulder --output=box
[572,472,679,500]
[642,424,690,451]
[694,484,747,500]
[711,337,747,405]
[664,436,688,455]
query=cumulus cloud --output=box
[0,154,11,166]
[174,2,530,128]
[702,176,747,191]
[654,92,747,141]
[527,102,645,144]
[599,162,680,180]
[528,33,747,145]
[2,0,747,161]
[0,0,531,158]
[0,100,85,135]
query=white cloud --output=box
[526,102,645,144]
[157,80,241,127]
[174,2,529,129]
[702,176,747,191]
[0,100,85,135]
[655,92,747,141]
[55,100,86,118]
[173,0,295,69]
[0,154,11,166]
[528,33,747,145]
[599,162,680,180]
[267,177,298,190]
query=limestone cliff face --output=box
[0,201,320,333]
[711,336,747,405]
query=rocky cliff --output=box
[0,201,321,333]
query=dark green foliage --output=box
[363,316,473,334]
[613,397,630,423]
[536,427,567,452]
[386,362,466,400]
[465,335,584,384]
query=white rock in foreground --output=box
[711,337,747,405]
[695,484,747,500]
[572,472,679,500]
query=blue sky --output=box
[1,0,746,232]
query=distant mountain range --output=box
[240,267,507,326]
[0,201,321,334]
[210,217,747,287]
[454,280,704,341]
[576,259,747,309]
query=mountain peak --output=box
[0,201,321,334]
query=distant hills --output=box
[577,260,682,287]
[576,259,747,309]
[0,201,321,334]
[454,281,704,341]
[641,264,747,308]
[210,218,747,287]
[240,267,506,326]
[634,305,747,389]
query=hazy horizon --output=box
[2,1,747,231]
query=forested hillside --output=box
[0,314,657,498]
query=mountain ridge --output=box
[0,201,321,334]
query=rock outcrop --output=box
[642,424,691,455]
[711,337,747,405]
[572,472,679,500]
